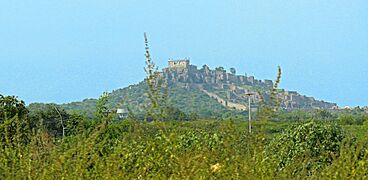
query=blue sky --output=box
[0,0,367,107]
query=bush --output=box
[338,114,358,125]
[314,109,334,120]
[364,118,368,127]
[319,137,368,178]
[265,121,345,175]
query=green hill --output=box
[60,81,234,118]
[58,60,337,119]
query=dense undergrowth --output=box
[1,117,367,179]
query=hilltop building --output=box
[168,59,190,68]
[167,59,198,71]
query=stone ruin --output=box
[160,59,337,110]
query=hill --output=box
[60,59,336,118]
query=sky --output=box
[0,0,367,107]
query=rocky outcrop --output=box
[160,59,337,110]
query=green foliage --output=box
[65,113,85,136]
[230,67,236,75]
[95,92,114,125]
[0,95,30,144]
[29,104,68,137]
[0,95,28,123]
[169,85,229,118]
[61,98,97,118]
[143,33,170,121]
[215,66,225,72]
[95,92,110,121]
[257,66,282,122]
[314,109,334,120]
[188,112,199,121]
[2,94,368,179]
[62,82,222,121]
[364,118,368,127]
[277,110,312,121]
[338,114,356,125]
[0,115,367,179]
[265,121,345,175]
[28,103,86,138]
[338,113,366,125]
[165,106,189,121]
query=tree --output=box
[230,67,236,75]
[65,113,85,136]
[166,106,189,121]
[215,67,225,72]
[28,103,86,137]
[28,104,69,138]
[95,92,114,125]
[0,95,30,144]
[0,95,28,123]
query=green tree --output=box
[230,67,236,75]
[0,95,30,144]
[166,106,189,121]
[0,95,28,123]
[28,104,69,138]
[215,66,225,72]
[95,92,114,125]
[65,113,85,136]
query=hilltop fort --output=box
[159,59,337,110]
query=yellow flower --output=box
[211,163,222,173]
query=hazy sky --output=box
[0,0,367,107]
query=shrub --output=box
[319,137,368,178]
[314,109,334,120]
[265,121,345,175]
[364,118,368,127]
[338,114,358,125]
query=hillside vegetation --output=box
[61,82,233,119]
[1,102,368,179]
